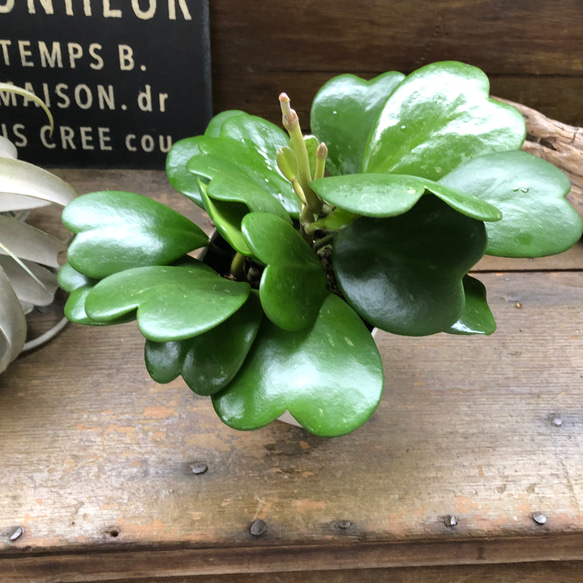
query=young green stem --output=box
[230,252,246,281]
[312,232,336,252]
[314,142,328,181]
[279,93,323,214]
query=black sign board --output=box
[0,0,212,168]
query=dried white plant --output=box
[0,83,76,373]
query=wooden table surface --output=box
[1,169,582,582]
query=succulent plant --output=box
[0,84,76,373]
[61,62,582,437]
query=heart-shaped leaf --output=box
[445,275,496,335]
[63,191,209,279]
[186,113,300,217]
[145,291,263,395]
[166,112,248,208]
[311,71,406,176]
[363,61,526,179]
[212,294,384,437]
[242,212,327,331]
[311,173,502,221]
[166,137,206,207]
[204,110,246,138]
[439,150,583,257]
[334,195,487,335]
[58,262,134,326]
[84,264,250,342]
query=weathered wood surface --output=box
[1,169,582,581]
[209,0,583,126]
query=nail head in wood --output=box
[249,519,267,537]
[532,512,548,525]
[444,515,458,527]
[335,520,353,530]
[190,462,208,475]
[8,526,24,542]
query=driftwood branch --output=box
[496,97,583,219]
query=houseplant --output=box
[60,61,582,437]
[0,84,76,374]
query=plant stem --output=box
[313,233,336,252]
[279,93,323,214]
[314,142,328,181]
[230,252,246,281]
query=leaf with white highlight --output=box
[0,265,27,374]
[0,157,76,212]
[0,215,67,268]
[0,256,58,307]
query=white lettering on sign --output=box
[0,0,15,14]
[0,81,116,110]
[3,0,192,19]
[125,133,172,152]
[18,41,34,67]
[27,0,54,14]
[40,124,113,151]
[118,45,134,71]
[1,123,27,147]
[0,39,106,69]
[64,0,92,16]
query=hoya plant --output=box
[61,62,582,437]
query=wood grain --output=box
[1,238,582,580]
[209,0,583,125]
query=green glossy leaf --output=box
[166,111,247,208]
[166,137,206,207]
[311,71,406,176]
[439,150,583,257]
[363,61,526,179]
[310,207,359,233]
[85,264,250,342]
[445,275,496,335]
[311,174,502,221]
[188,114,300,217]
[212,294,384,437]
[144,291,263,395]
[198,181,252,255]
[58,262,135,326]
[204,110,246,137]
[63,191,209,279]
[242,212,327,331]
[334,195,487,336]
[312,174,424,217]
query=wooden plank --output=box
[2,542,583,582]
[209,0,583,76]
[209,0,583,125]
[1,269,582,574]
[43,561,583,583]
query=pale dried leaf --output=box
[0,82,54,133]
[0,256,58,306]
[0,265,27,373]
[0,157,76,211]
[0,215,67,268]
[0,136,17,159]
